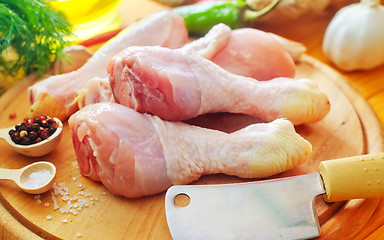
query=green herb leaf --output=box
[0,0,73,78]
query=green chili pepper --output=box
[173,0,279,36]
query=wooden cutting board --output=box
[0,54,382,239]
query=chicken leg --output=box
[69,102,311,198]
[108,46,330,125]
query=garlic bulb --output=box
[322,0,384,71]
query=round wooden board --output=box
[0,55,382,240]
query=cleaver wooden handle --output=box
[319,152,384,202]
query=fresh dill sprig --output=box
[0,0,73,77]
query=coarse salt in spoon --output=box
[0,161,56,195]
[0,117,63,157]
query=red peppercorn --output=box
[40,130,49,140]
[8,113,16,120]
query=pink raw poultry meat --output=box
[108,46,330,125]
[78,24,298,109]
[77,77,115,109]
[181,23,296,80]
[27,10,188,120]
[68,102,312,198]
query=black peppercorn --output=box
[11,135,21,144]
[21,137,32,145]
[29,131,38,140]
[34,117,41,124]
[8,129,16,136]
[48,126,56,135]
[18,125,27,132]
[32,123,40,132]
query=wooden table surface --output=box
[1,0,384,239]
[117,0,384,239]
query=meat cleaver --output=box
[165,153,384,240]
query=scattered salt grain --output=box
[69,209,78,215]
[24,169,52,188]
[34,195,41,204]
[53,182,69,196]
[37,180,103,226]
[51,193,59,210]
[77,232,82,237]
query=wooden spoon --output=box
[0,161,56,195]
[0,118,63,157]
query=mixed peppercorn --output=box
[8,116,58,145]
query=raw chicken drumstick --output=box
[108,46,330,125]
[68,102,312,198]
[27,10,188,120]
[78,23,299,108]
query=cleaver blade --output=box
[165,153,384,240]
